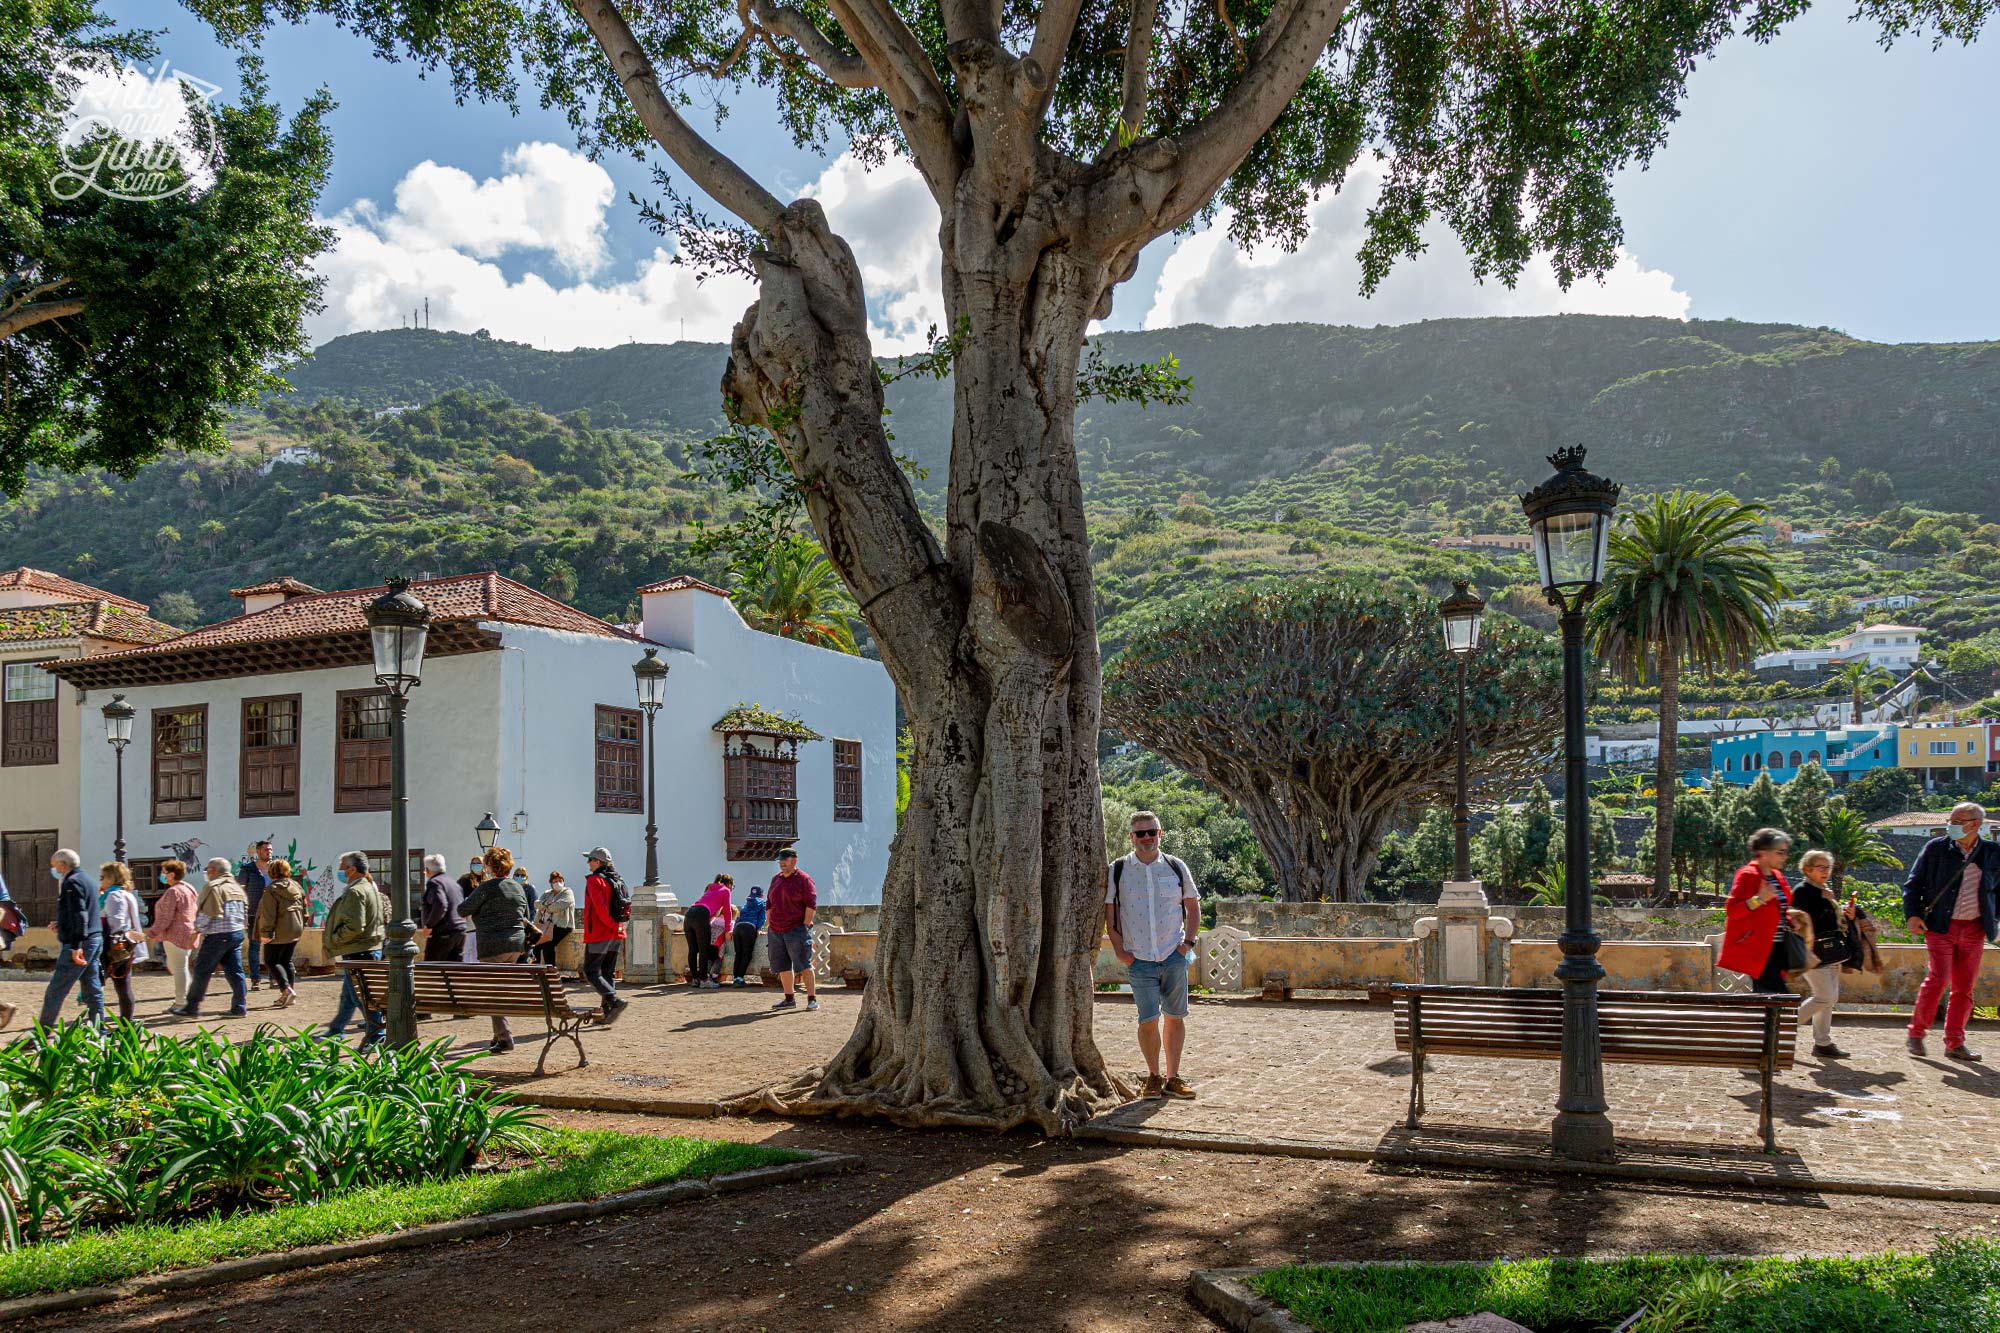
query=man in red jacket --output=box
[764,849,818,1011]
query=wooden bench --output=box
[1391,984,1803,1152]
[336,961,598,1074]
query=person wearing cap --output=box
[764,849,818,1011]
[581,847,629,1022]
[732,884,767,986]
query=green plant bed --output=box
[1248,1239,1999,1333]
[0,1127,797,1298]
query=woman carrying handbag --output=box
[1720,827,1811,995]
[1791,849,1859,1059]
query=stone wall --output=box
[1214,898,1718,943]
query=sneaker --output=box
[599,997,629,1025]
[1163,1076,1197,1100]
[1139,1075,1166,1099]
[1812,1043,1850,1060]
[805,997,819,1011]
[355,1038,383,1056]
[0,1003,13,1031]
[772,996,797,1010]
[732,977,747,987]
[488,1039,515,1055]
[1907,1035,1928,1057]
[226,1007,248,1018]
[1946,1046,1984,1063]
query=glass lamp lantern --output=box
[101,693,136,748]
[475,812,501,850]
[1519,446,1621,611]
[1439,581,1486,657]
[364,577,432,695]
[632,646,670,710]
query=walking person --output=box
[686,874,735,988]
[1903,801,1999,1061]
[254,859,309,1008]
[580,848,629,1023]
[531,871,575,967]
[460,847,533,1054]
[99,862,149,1023]
[145,859,198,1010]
[0,871,17,1027]
[38,850,104,1028]
[765,849,818,1011]
[419,854,467,962]
[238,837,275,991]
[323,852,388,1052]
[1720,828,1808,995]
[1105,811,1200,1099]
[1792,849,1858,1060]
[172,858,250,1020]
[731,884,766,986]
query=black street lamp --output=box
[632,647,670,888]
[475,812,501,851]
[1439,581,1486,883]
[363,576,432,1049]
[1521,445,1621,1161]
[101,694,136,864]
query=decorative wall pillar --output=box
[1415,882,1511,985]
[623,882,679,982]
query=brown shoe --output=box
[1946,1046,1983,1063]
[1907,1035,1927,1057]
[0,1003,15,1032]
[1138,1074,1166,1099]
[1162,1076,1197,1100]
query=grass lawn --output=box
[1247,1237,1999,1333]
[0,1129,801,1300]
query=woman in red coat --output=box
[1720,827,1807,993]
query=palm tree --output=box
[731,537,860,654]
[1818,805,1903,896]
[1832,658,1893,723]
[1589,491,1786,900]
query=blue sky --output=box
[108,3,2000,350]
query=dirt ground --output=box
[26,1109,1994,1333]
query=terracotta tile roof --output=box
[636,574,729,597]
[0,601,182,646]
[0,567,147,611]
[51,572,639,690]
[227,576,322,598]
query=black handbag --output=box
[1776,927,1811,972]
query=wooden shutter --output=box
[594,705,642,812]
[241,695,301,817]
[2,831,58,926]
[336,691,392,813]
[723,734,800,859]
[1,660,59,767]
[832,739,862,822]
[151,705,208,822]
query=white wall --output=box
[494,603,896,904]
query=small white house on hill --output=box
[55,572,895,909]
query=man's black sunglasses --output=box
[1132,829,1162,838]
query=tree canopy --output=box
[2,2,335,492]
[1103,581,1562,901]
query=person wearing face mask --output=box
[323,851,388,1053]
[1790,849,1858,1060]
[1903,801,2000,1061]
[36,849,103,1028]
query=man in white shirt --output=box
[1105,809,1200,1099]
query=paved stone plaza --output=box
[9,967,1993,1195]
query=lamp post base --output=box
[1550,1110,1616,1161]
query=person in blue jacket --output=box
[731,884,767,986]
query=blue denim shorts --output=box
[1128,950,1190,1024]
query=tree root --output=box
[718,1065,1130,1134]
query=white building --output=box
[55,572,896,910]
[256,445,321,475]
[1754,623,1927,673]
[1854,593,1922,612]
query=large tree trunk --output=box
[1652,652,1679,901]
[1237,788,1337,902]
[718,197,1123,1131]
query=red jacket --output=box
[1718,863,1790,978]
[582,871,626,944]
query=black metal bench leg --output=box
[569,1017,588,1069]
[535,1026,556,1076]
[1760,1062,1776,1153]
[1761,1007,1779,1153]
[1408,1043,1425,1127]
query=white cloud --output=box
[1143,160,1690,329]
[309,142,949,353]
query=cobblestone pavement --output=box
[7,969,1995,1190]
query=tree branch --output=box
[1027,0,1088,104]
[569,0,783,232]
[0,296,86,343]
[749,0,877,86]
[821,0,960,189]
[1099,0,1160,158]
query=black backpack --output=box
[600,868,631,923]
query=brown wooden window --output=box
[363,849,427,886]
[241,695,301,817]
[832,739,863,822]
[723,733,800,860]
[335,690,392,813]
[129,859,163,909]
[595,705,643,813]
[151,705,208,823]
[2,660,59,767]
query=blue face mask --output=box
[50,866,63,881]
